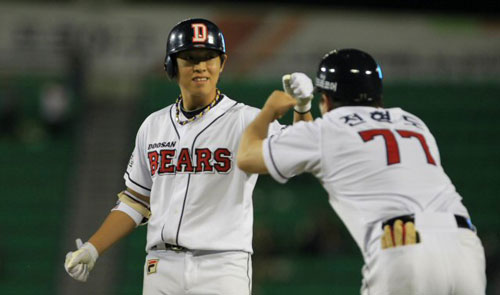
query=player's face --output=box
[176,49,226,100]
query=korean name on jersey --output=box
[263,106,469,252]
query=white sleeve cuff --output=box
[262,136,289,184]
[112,201,143,227]
[123,172,151,197]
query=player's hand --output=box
[263,91,297,120]
[381,220,419,249]
[64,239,99,282]
[282,72,314,113]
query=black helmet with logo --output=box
[315,49,383,106]
[164,18,226,79]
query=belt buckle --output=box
[169,244,185,252]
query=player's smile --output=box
[192,76,210,83]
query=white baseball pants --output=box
[361,212,486,295]
[142,249,252,295]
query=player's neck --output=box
[181,89,217,111]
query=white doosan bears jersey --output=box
[263,106,469,253]
[125,95,282,253]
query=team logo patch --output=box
[147,259,158,275]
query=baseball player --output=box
[237,49,487,294]
[63,18,313,295]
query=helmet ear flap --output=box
[164,54,177,79]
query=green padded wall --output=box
[0,75,76,295]
[0,139,75,295]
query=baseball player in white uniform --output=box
[63,18,313,295]
[237,49,487,294]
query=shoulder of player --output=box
[391,107,429,127]
[148,103,175,120]
[219,94,258,114]
[137,104,175,130]
[396,107,422,120]
[280,117,324,135]
[216,95,264,130]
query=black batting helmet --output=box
[315,49,383,106]
[164,18,226,79]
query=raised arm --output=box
[237,91,296,174]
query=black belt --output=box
[382,214,476,232]
[152,243,189,252]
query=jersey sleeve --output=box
[262,120,322,184]
[124,120,152,196]
[268,120,285,136]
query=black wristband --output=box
[294,108,311,115]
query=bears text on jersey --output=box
[147,147,232,175]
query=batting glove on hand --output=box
[381,219,420,249]
[282,72,314,113]
[64,239,99,282]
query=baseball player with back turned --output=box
[237,49,487,294]
[63,18,313,295]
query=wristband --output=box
[294,101,311,114]
[112,201,143,226]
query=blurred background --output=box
[0,0,499,294]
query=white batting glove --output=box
[64,239,99,282]
[282,72,314,113]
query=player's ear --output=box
[322,93,336,111]
[319,93,334,115]
[219,54,227,73]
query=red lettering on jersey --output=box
[176,148,194,173]
[396,130,436,165]
[214,148,232,173]
[359,129,401,165]
[159,150,176,174]
[148,151,159,176]
[195,148,213,172]
[191,23,208,43]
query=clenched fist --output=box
[64,239,99,282]
[282,72,314,113]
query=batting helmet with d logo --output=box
[164,18,226,79]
